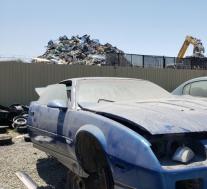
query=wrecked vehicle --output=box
[28,77,207,189]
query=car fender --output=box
[75,124,107,151]
[75,121,160,171]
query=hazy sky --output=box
[0,0,206,58]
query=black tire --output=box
[74,133,114,189]
[24,134,31,142]
[0,134,12,145]
[66,167,112,189]
[16,126,27,133]
[66,170,85,189]
[0,126,9,134]
[86,167,113,189]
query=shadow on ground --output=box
[36,157,68,189]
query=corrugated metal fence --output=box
[1,61,207,106]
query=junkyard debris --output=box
[0,104,29,144]
[0,134,12,145]
[0,126,9,134]
[24,134,31,142]
[0,104,28,126]
[15,171,38,189]
[0,105,10,125]
[12,114,28,133]
[36,34,125,65]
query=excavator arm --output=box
[177,36,205,59]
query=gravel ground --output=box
[0,130,67,189]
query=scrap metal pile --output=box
[36,34,125,65]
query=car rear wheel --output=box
[66,170,85,189]
[66,167,112,189]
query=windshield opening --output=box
[77,79,171,106]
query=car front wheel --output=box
[66,167,112,189]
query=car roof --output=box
[177,76,207,88]
[60,77,143,83]
[183,76,207,84]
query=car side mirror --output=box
[47,99,68,111]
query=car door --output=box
[31,84,68,153]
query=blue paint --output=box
[57,110,67,135]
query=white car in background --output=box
[172,77,207,98]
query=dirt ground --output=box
[0,130,67,189]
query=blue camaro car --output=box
[28,77,207,189]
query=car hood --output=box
[81,97,207,135]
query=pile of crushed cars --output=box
[0,104,29,145]
[34,34,125,66]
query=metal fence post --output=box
[142,55,145,68]
[163,56,166,68]
[118,53,120,66]
[131,54,133,66]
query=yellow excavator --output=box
[177,35,205,59]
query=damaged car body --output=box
[28,77,207,189]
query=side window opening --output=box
[60,80,72,101]
[66,86,72,100]
[189,81,207,97]
[36,84,68,105]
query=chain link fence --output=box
[105,53,207,69]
